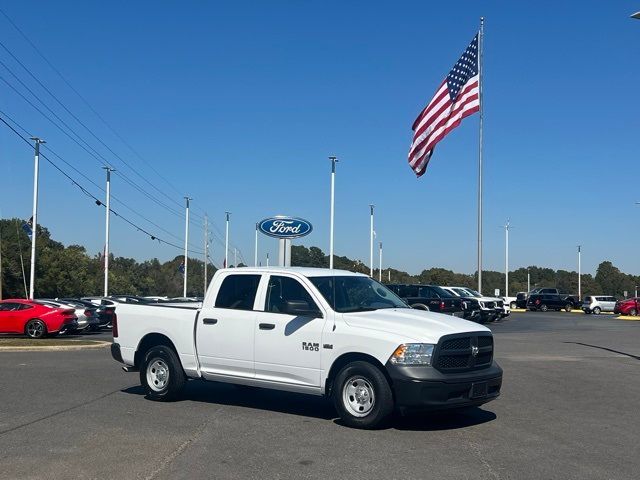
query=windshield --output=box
[309,276,409,313]
[453,288,473,297]
[467,289,483,298]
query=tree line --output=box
[1,218,638,299]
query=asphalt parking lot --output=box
[1,312,639,480]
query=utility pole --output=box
[102,167,115,297]
[254,223,258,267]
[503,220,510,298]
[329,156,338,269]
[204,214,208,296]
[378,242,383,282]
[369,204,375,277]
[29,137,45,299]
[577,245,582,300]
[225,212,230,268]
[183,196,192,297]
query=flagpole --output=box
[477,16,484,294]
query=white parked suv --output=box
[582,296,617,314]
[111,267,503,429]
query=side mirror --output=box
[284,300,322,318]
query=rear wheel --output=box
[25,319,47,339]
[140,345,186,401]
[332,361,393,429]
[593,307,601,315]
[539,304,548,312]
[564,304,573,312]
[510,302,517,309]
[628,308,637,316]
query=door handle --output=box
[203,318,218,325]
[259,323,275,330]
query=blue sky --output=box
[1,1,639,276]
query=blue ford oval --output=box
[258,217,313,239]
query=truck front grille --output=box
[433,333,494,373]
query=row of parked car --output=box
[508,288,640,315]
[0,294,203,339]
[386,284,509,323]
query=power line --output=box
[0,7,191,205]
[0,112,204,255]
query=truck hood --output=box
[342,308,490,344]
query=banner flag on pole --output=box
[22,216,33,240]
[408,32,480,177]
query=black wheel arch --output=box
[135,333,180,369]
[325,352,392,397]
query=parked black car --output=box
[386,284,471,318]
[515,292,528,309]
[526,293,581,312]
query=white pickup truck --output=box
[111,267,502,429]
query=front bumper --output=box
[386,361,503,411]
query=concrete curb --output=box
[0,341,111,352]
[615,316,640,321]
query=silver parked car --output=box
[38,299,99,332]
[582,296,617,314]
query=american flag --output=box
[408,33,480,177]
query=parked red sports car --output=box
[0,299,77,338]
[614,298,640,316]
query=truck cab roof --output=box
[218,267,367,278]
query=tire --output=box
[332,361,394,429]
[140,345,186,401]
[593,307,601,315]
[565,304,572,312]
[411,304,430,311]
[25,319,47,339]
[585,310,591,314]
[629,308,637,316]
[539,304,548,312]
[510,302,517,309]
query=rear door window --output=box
[215,274,261,310]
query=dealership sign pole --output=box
[258,216,313,267]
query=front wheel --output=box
[140,345,186,401]
[332,361,393,429]
[565,304,573,312]
[593,307,601,315]
[628,308,637,316]
[510,302,517,309]
[539,304,548,312]
[25,319,47,339]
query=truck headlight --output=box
[389,344,435,366]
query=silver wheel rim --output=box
[342,376,375,417]
[27,321,44,338]
[146,358,170,392]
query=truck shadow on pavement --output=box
[121,381,497,431]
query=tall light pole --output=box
[102,166,115,297]
[369,204,375,277]
[266,252,270,267]
[234,247,237,268]
[254,223,258,267]
[577,245,582,300]
[204,214,208,296]
[328,156,338,269]
[527,268,531,293]
[378,242,383,282]
[183,196,192,297]
[225,212,230,268]
[29,137,45,299]
[503,220,510,298]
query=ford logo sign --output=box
[258,216,313,239]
